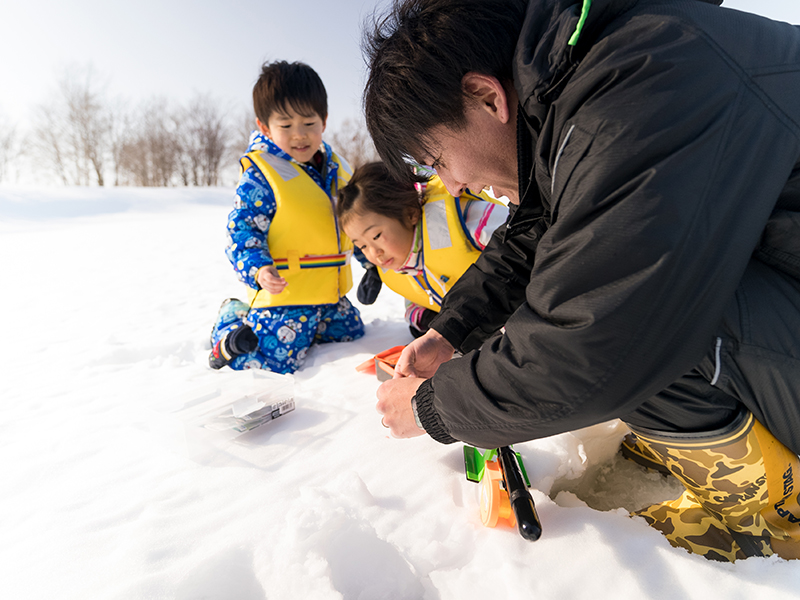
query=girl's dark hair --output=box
[338,162,422,227]
[253,60,328,125]
[362,0,527,182]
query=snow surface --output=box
[1,185,798,600]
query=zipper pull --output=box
[425,289,434,306]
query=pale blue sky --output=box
[0,0,798,134]
[0,0,391,132]
[724,0,800,22]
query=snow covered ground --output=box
[1,185,798,600]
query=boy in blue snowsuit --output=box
[209,61,364,374]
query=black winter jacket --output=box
[414,0,800,448]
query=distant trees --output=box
[174,94,232,187]
[328,117,379,169]
[20,64,239,188]
[117,98,180,187]
[31,65,111,186]
[0,114,20,183]
[235,109,257,159]
[15,63,378,187]
[107,99,133,187]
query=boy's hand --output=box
[257,265,288,294]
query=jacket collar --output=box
[503,110,545,240]
[514,0,723,123]
[246,131,337,194]
[513,0,640,123]
[504,0,723,239]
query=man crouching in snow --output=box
[364,0,800,562]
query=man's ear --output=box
[256,118,270,138]
[461,72,511,125]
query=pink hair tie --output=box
[415,181,426,204]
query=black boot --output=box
[209,325,259,369]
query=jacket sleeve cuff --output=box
[428,315,468,352]
[414,378,458,444]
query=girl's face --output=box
[344,207,418,271]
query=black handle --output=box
[498,446,542,541]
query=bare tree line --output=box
[0,65,377,187]
[0,114,18,183]
[328,118,380,172]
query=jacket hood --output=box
[513,0,724,121]
[246,130,333,168]
[507,0,725,236]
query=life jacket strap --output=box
[273,251,351,273]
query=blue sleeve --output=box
[224,166,277,289]
[352,246,371,268]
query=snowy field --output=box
[1,185,798,600]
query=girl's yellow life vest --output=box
[379,176,501,311]
[239,149,354,308]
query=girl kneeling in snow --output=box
[338,162,508,338]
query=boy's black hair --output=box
[253,61,328,125]
[338,161,422,229]
[362,0,527,182]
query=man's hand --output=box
[257,265,287,294]
[376,377,427,438]
[394,328,455,379]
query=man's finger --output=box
[394,347,417,378]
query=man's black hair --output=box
[362,0,527,182]
[253,61,328,125]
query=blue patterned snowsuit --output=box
[211,133,364,374]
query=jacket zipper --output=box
[551,124,576,196]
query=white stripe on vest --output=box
[423,201,452,250]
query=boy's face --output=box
[258,106,326,164]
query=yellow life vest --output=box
[239,149,354,308]
[379,176,500,311]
